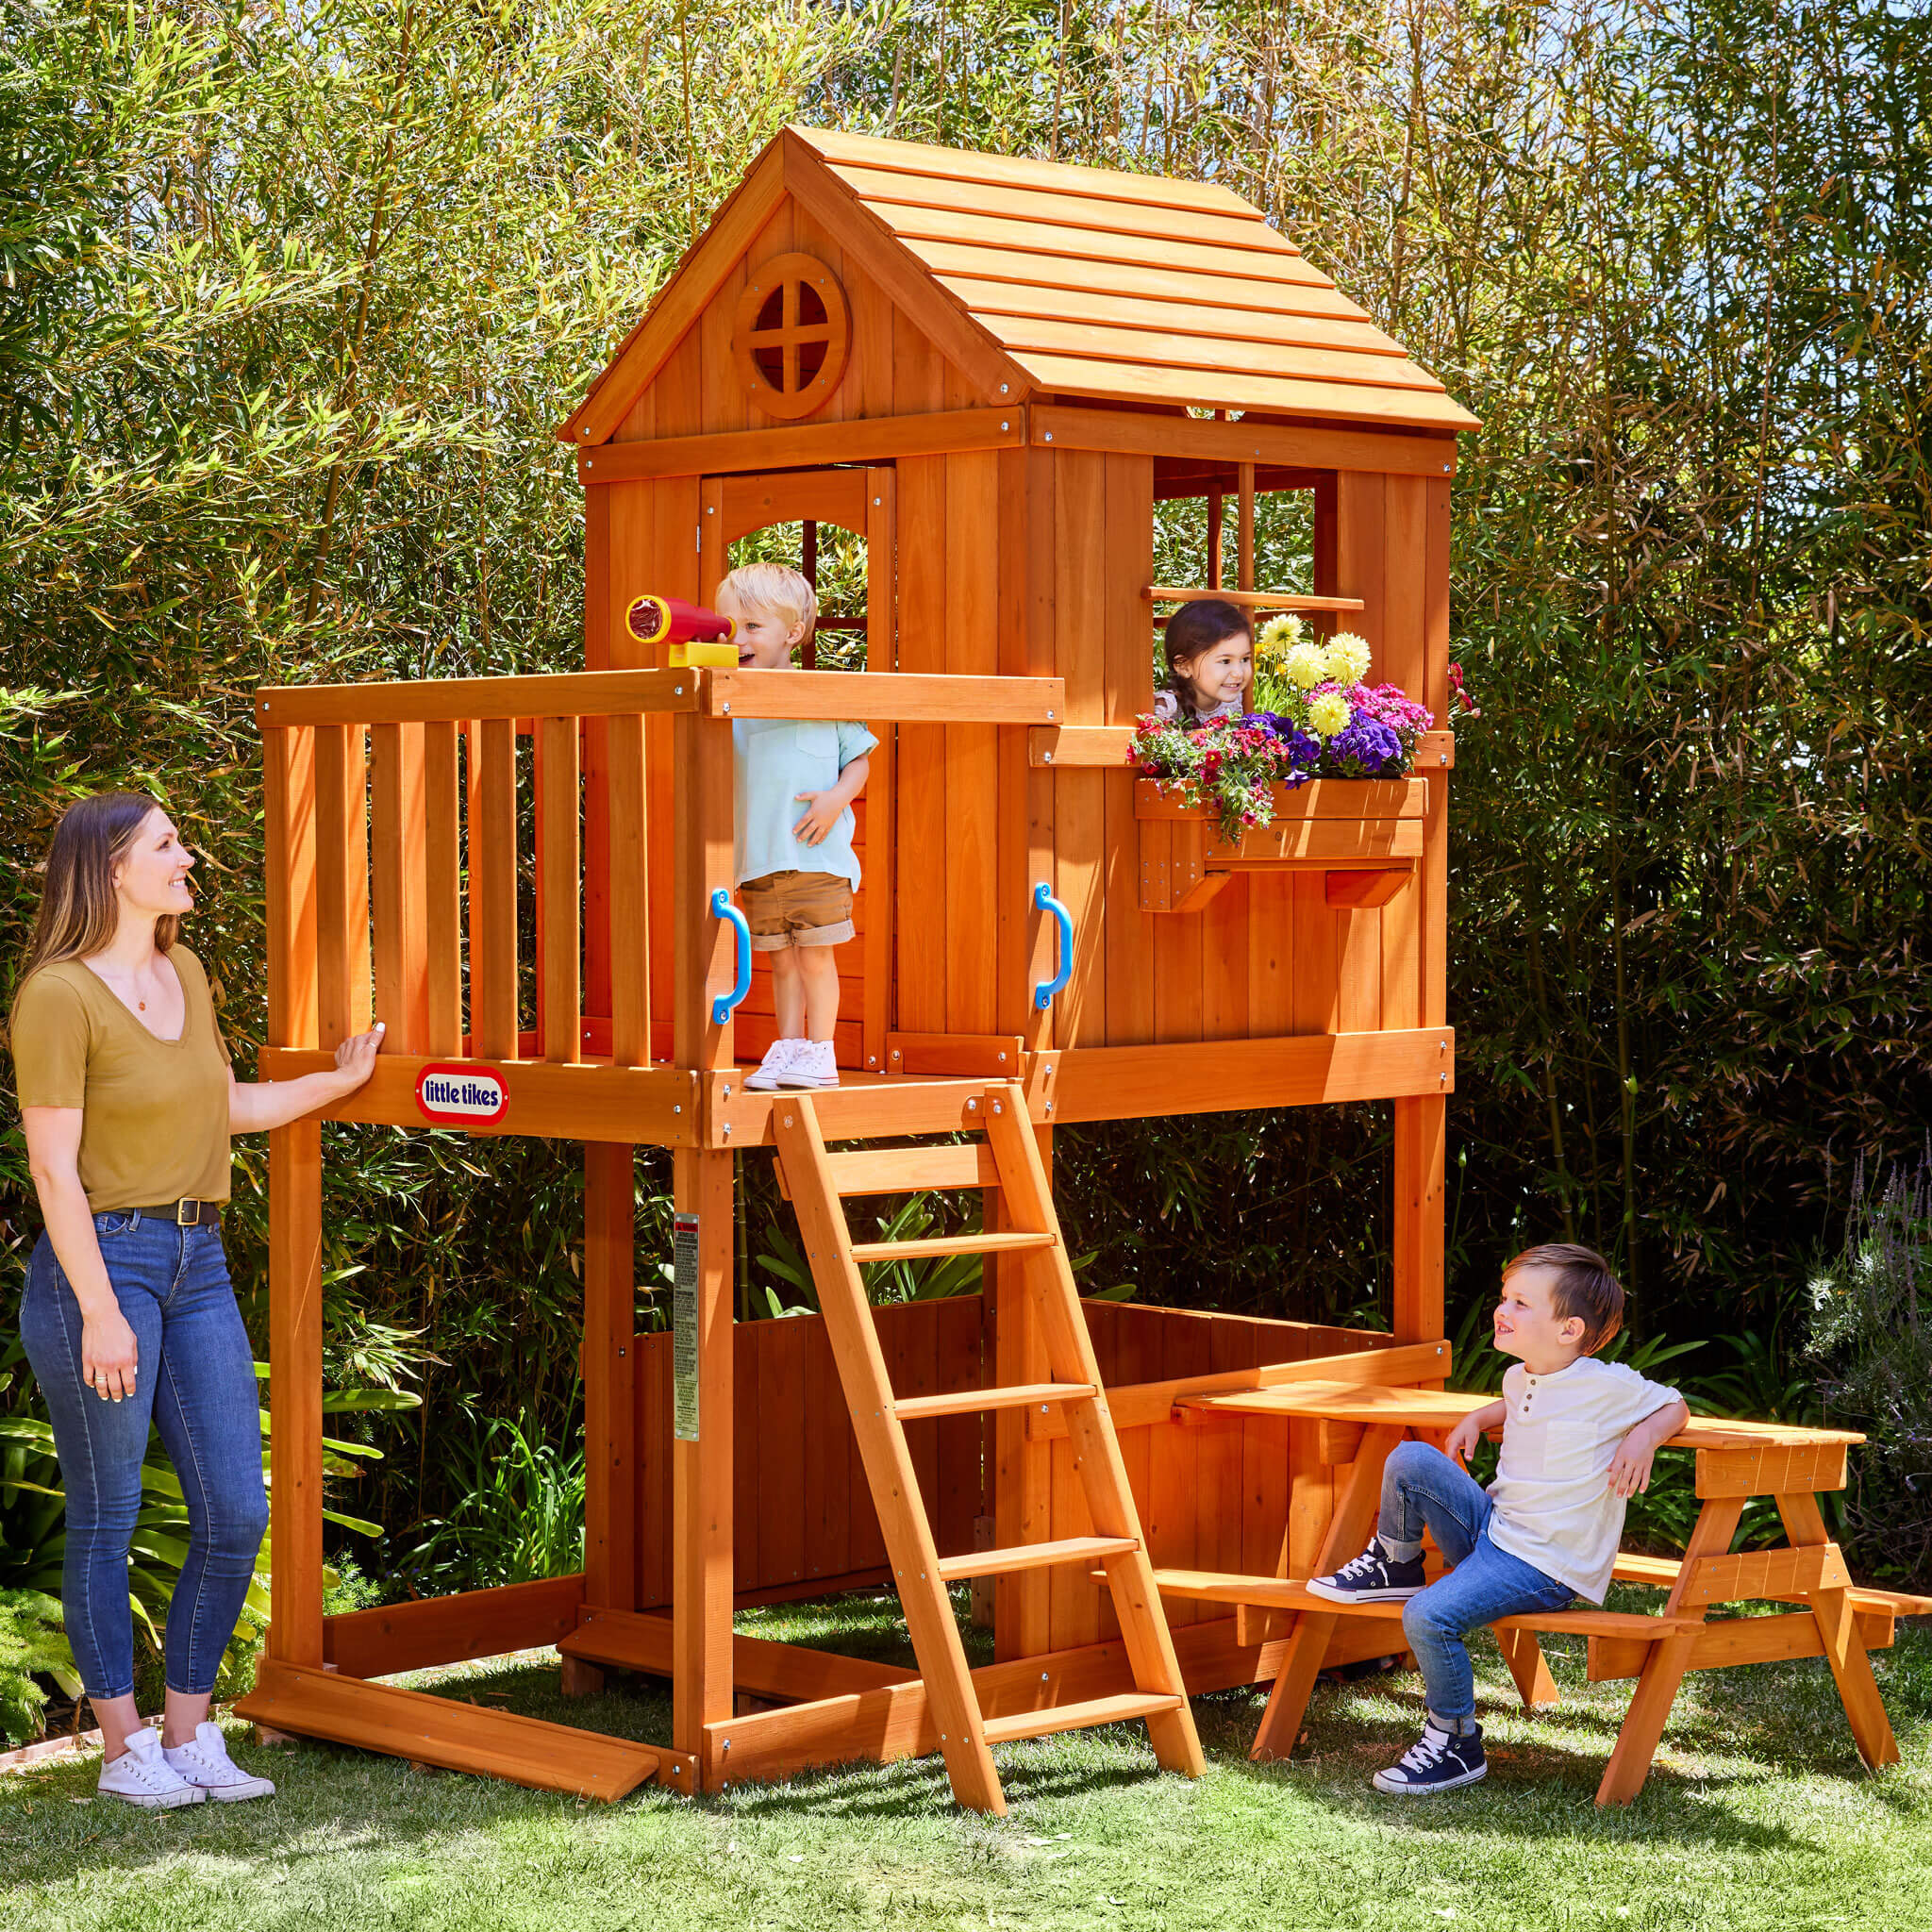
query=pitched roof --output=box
[561,126,1475,443]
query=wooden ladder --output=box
[773,1083,1206,1814]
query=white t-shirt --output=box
[1484,1357,1680,1604]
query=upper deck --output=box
[253,661,1455,1151]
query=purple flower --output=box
[1324,715,1403,777]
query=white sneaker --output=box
[163,1721,277,1803]
[98,1727,206,1808]
[745,1038,805,1091]
[776,1040,840,1089]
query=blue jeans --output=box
[1375,1440,1575,1727]
[21,1213,267,1700]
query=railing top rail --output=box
[253,667,701,729]
[253,667,1069,730]
[699,669,1066,724]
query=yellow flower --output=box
[1324,632,1373,685]
[1308,691,1352,737]
[1283,641,1330,690]
[1256,613,1304,662]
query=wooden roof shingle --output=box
[560,125,1476,444]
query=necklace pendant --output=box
[139,1001,146,1011]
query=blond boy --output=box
[715,563,875,1091]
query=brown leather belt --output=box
[134,1198,222,1227]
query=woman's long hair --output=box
[19,791,176,984]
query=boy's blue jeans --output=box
[1375,1440,1575,1730]
[22,1213,268,1701]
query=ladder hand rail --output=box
[1033,882,1074,1010]
[709,889,752,1024]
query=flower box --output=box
[1135,776,1428,914]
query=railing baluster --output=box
[370,723,428,1053]
[262,724,319,1052]
[608,711,649,1067]
[313,724,370,1048]
[470,716,519,1059]
[423,719,462,1057]
[539,714,581,1064]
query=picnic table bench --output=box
[1141,1380,1928,1804]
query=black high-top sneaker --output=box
[1306,1538,1427,1605]
[1372,1720,1487,1794]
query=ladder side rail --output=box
[982,1089,1208,1779]
[774,1098,1008,1815]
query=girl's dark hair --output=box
[1162,599,1252,680]
[19,791,177,985]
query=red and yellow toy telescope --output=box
[625,593,739,668]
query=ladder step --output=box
[936,1535,1139,1582]
[982,1691,1186,1745]
[892,1381,1097,1423]
[848,1231,1056,1263]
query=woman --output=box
[11,791,382,1807]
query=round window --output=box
[733,254,852,421]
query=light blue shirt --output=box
[732,716,878,889]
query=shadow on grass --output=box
[1211,1613,1932,1848]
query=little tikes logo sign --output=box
[415,1063,509,1126]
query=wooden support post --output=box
[672,1147,735,1773]
[1236,462,1256,593]
[584,1143,638,1612]
[267,1120,325,1667]
[1391,1095,1446,1344]
[672,694,736,1774]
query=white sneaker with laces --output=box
[97,1726,206,1808]
[163,1722,277,1803]
[776,1040,840,1089]
[745,1038,805,1091]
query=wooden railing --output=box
[256,667,1065,1078]
[258,668,696,1070]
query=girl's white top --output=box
[1151,687,1244,728]
[1485,1357,1680,1603]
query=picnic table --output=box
[1145,1380,1925,1804]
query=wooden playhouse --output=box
[239,128,1907,1810]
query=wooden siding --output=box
[632,1295,988,1607]
[1050,1303,1404,1651]
[626,1294,1404,1621]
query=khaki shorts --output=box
[740,870,855,951]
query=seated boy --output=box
[714,562,876,1092]
[1307,1242,1688,1794]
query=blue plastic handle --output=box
[1033,882,1074,1011]
[710,889,752,1024]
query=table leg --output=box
[1775,1491,1900,1770]
[1498,1627,1558,1709]
[1596,1495,1741,1805]
[1251,1424,1403,1763]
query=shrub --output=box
[0,1589,73,1749]
[1807,1144,1932,1584]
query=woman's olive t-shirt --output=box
[10,947,233,1210]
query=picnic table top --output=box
[1177,1380,1864,1451]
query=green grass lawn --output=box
[3,1592,1927,1932]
